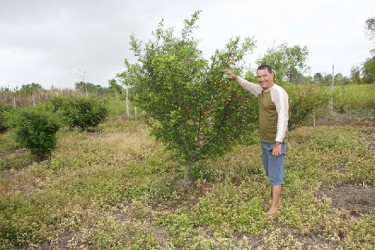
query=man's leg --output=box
[267,184,282,216]
[261,142,286,216]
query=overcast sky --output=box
[0,0,374,90]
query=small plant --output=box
[13,108,59,160]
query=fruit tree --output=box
[124,11,258,182]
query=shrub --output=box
[50,97,108,131]
[285,83,329,130]
[13,108,59,160]
[0,104,12,133]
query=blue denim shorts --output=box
[261,142,287,186]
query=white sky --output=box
[0,0,374,89]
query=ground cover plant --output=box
[0,115,374,249]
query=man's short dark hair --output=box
[257,64,273,74]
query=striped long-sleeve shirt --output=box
[236,77,289,144]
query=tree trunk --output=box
[184,160,192,185]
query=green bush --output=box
[48,96,71,112]
[0,104,12,133]
[50,97,108,131]
[285,83,329,130]
[13,108,59,160]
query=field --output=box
[1,82,375,249]
[0,113,374,249]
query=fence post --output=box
[329,65,335,114]
[13,96,17,109]
[125,87,130,117]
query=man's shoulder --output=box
[270,84,287,92]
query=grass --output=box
[333,84,375,113]
[0,116,374,249]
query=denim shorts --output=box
[261,142,287,186]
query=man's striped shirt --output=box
[236,77,289,143]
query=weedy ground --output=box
[0,115,374,249]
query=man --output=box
[224,65,289,216]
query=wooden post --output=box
[125,87,130,117]
[329,65,335,115]
[13,96,17,109]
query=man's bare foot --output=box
[267,206,278,217]
[267,200,282,217]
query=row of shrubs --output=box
[0,97,108,160]
[1,83,332,162]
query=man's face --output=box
[257,68,274,90]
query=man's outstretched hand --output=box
[223,69,238,80]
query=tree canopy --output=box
[257,43,309,83]
[124,11,258,181]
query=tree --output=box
[19,83,43,94]
[108,78,124,95]
[334,73,350,85]
[257,42,309,83]
[18,83,44,105]
[125,11,258,182]
[313,72,323,83]
[362,56,375,83]
[115,71,135,117]
[364,17,375,49]
[75,82,105,96]
[350,66,361,84]
[359,17,375,83]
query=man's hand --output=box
[224,69,238,80]
[272,144,282,157]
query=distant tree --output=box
[364,17,375,45]
[75,82,105,96]
[108,78,124,95]
[17,83,44,106]
[293,71,310,84]
[113,71,137,117]
[362,56,375,83]
[19,83,43,93]
[313,72,323,83]
[257,42,309,83]
[358,17,375,83]
[350,66,362,84]
[334,73,350,85]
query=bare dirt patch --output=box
[319,185,375,216]
[316,115,375,127]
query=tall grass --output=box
[333,84,375,113]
